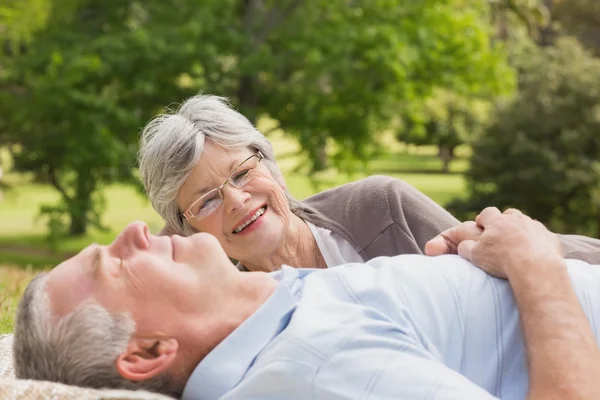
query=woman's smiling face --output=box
[177,141,293,264]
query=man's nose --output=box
[222,185,250,214]
[110,221,150,253]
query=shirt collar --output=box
[182,266,305,400]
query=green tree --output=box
[448,37,600,237]
[553,0,600,54]
[489,0,550,40]
[258,0,513,172]
[397,90,490,173]
[0,0,66,198]
[0,0,513,236]
[0,0,199,236]
[0,0,52,46]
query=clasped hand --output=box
[425,207,564,279]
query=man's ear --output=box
[116,337,179,381]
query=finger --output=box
[453,221,483,243]
[442,221,482,245]
[425,221,483,256]
[503,208,523,216]
[475,207,502,228]
[457,239,477,263]
[425,235,455,256]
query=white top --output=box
[306,221,363,267]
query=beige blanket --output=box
[0,334,174,399]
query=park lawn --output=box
[0,169,464,247]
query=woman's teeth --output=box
[234,206,266,233]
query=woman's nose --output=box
[110,221,150,253]
[222,185,250,214]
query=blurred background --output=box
[0,0,599,332]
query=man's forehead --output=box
[45,245,98,316]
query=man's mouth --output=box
[233,206,266,234]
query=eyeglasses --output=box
[182,151,264,221]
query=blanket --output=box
[0,334,174,399]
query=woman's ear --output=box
[115,337,179,381]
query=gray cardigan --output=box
[295,175,600,264]
[296,175,458,260]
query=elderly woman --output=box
[137,95,462,272]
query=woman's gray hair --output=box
[12,274,184,397]
[138,95,301,236]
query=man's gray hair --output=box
[12,273,184,397]
[138,95,301,236]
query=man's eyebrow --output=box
[90,244,102,275]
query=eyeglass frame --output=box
[181,150,264,221]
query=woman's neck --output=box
[242,214,327,272]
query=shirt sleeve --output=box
[297,175,459,258]
[384,177,459,252]
[559,234,600,264]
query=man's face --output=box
[45,221,236,337]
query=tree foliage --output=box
[489,0,550,39]
[553,0,600,55]
[448,37,600,237]
[397,90,490,173]
[0,0,513,236]
[0,0,198,236]
[0,0,52,46]
[257,0,513,172]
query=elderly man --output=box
[12,207,600,400]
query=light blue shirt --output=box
[182,254,600,400]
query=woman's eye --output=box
[199,197,217,210]
[234,169,250,180]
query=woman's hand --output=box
[425,221,483,256]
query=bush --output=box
[448,37,600,236]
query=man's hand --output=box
[430,207,600,400]
[426,207,563,279]
[457,207,563,279]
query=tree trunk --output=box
[311,132,328,172]
[236,0,262,124]
[496,12,509,41]
[539,0,555,46]
[438,146,454,173]
[237,0,304,125]
[68,172,94,236]
[237,74,259,125]
[69,210,87,236]
[315,143,328,172]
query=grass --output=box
[0,134,468,333]
[0,183,164,237]
[0,266,42,334]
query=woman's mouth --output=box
[233,206,267,234]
